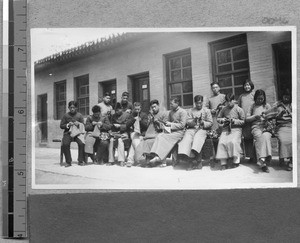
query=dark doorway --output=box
[130,72,150,113]
[99,80,117,108]
[273,41,292,100]
[37,93,48,143]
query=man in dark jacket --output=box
[84,105,112,165]
[60,101,85,167]
[126,102,149,167]
[116,91,133,113]
[108,102,135,166]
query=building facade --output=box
[34,31,292,147]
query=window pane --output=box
[220,88,234,95]
[182,81,193,93]
[79,108,85,114]
[183,94,193,106]
[80,78,88,86]
[57,102,66,120]
[170,57,181,69]
[79,98,85,107]
[182,55,191,67]
[60,84,65,92]
[59,93,65,100]
[55,82,66,119]
[234,86,245,97]
[217,75,232,88]
[80,86,88,96]
[217,50,231,64]
[182,68,192,80]
[170,83,182,94]
[233,60,248,70]
[218,64,232,73]
[171,70,182,82]
[232,45,248,61]
[234,73,249,86]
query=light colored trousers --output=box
[178,129,207,157]
[108,133,129,163]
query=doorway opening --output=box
[128,72,150,113]
[273,41,292,100]
[37,93,48,144]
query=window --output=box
[75,74,89,116]
[54,80,66,120]
[166,49,193,107]
[210,34,249,97]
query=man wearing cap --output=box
[97,92,114,117]
[149,98,187,166]
[116,91,133,113]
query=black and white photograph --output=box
[31,27,297,189]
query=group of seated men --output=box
[60,91,212,169]
[60,86,292,172]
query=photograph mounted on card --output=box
[31,27,297,190]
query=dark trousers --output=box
[96,139,109,163]
[62,133,85,164]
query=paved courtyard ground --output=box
[33,147,294,190]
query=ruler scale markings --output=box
[3,1,27,238]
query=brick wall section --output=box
[34,32,291,147]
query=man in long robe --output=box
[134,99,168,166]
[216,93,245,170]
[149,98,187,166]
[205,82,226,162]
[178,95,213,170]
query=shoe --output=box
[186,163,194,171]
[149,156,160,164]
[221,165,226,171]
[126,162,132,167]
[257,158,265,167]
[78,162,84,166]
[159,162,167,168]
[65,163,72,167]
[106,162,114,166]
[279,159,285,167]
[120,161,125,167]
[262,166,269,173]
[286,162,292,171]
[232,164,239,168]
[196,161,203,170]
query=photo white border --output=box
[31,26,297,190]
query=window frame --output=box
[54,80,66,120]
[74,74,89,117]
[210,34,250,97]
[165,48,193,109]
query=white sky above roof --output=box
[31,28,126,62]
